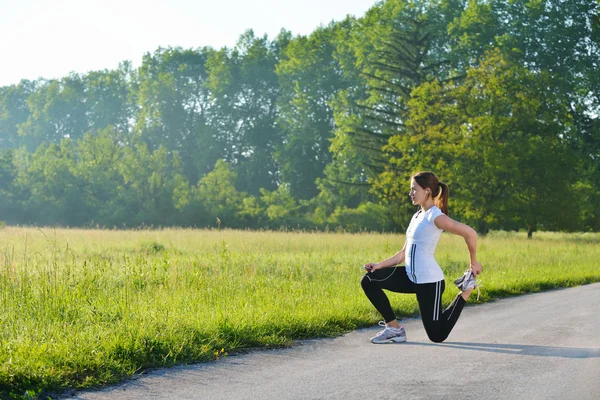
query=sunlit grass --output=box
[1,227,599,398]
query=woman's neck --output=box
[421,199,435,212]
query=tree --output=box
[192,160,245,228]
[276,21,354,199]
[135,47,218,184]
[17,139,87,225]
[389,49,578,235]
[333,0,464,169]
[18,75,90,150]
[0,149,20,223]
[207,30,290,195]
[446,0,600,232]
[116,142,186,227]
[328,0,465,227]
[84,63,136,140]
[259,184,302,228]
[0,80,37,149]
[73,127,126,226]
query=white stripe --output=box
[433,282,438,321]
[434,281,441,321]
[431,282,436,321]
[447,298,459,321]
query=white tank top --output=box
[405,206,445,284]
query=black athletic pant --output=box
[361,266,466,343]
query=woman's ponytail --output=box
[434,182,449,216]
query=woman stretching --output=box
[361,171,482,343]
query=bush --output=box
[328,203,393,232]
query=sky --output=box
[0,0,379,87]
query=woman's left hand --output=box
[470,261,483,276]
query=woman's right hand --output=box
[364,262,379,272]
[470,261,483,276]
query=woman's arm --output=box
[365,242,407,272]
[434,215,483,276]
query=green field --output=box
[1,227,599,398]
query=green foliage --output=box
[207,30,287,195]
[259,184,303,228]
[328,202,394,232]
[384,49,580,233]
[238,196,265,226]
[0,0,599,233]
[331,0,464,179]
[276,21,354,199]
[0,150,19,222]
[0,80,37,149]
[136,47,215,185]
[193,160,244,227]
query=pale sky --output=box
[0,0,379,87]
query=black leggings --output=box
[361,266,466,343]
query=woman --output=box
[361,171,482,344]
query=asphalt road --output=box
[69,282,600,400]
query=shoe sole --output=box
[454,276,465,288]
[454,271,474,290]
[371,336,407,344]
[455,283,477,291]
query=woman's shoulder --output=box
[425,206,444,221]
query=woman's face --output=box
[409,179,428,206]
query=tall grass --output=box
[1,227,599,398]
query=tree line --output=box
[1,0,599,235]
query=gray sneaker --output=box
[370,322,407,344]
[454,269,477,291]
[454,269,481,300]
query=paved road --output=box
[69,283,600,400]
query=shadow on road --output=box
[405,341,600,359]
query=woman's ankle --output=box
[460,288,474,301]
[387,320,401,329]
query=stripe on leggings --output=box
[434,281,441,321]
[447,297,459,321]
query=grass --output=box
[0,227,599,398]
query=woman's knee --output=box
[429,336,446,343]
[425,331,447,343]
[360,274,372,291]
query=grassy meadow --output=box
[1,226,599,398]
